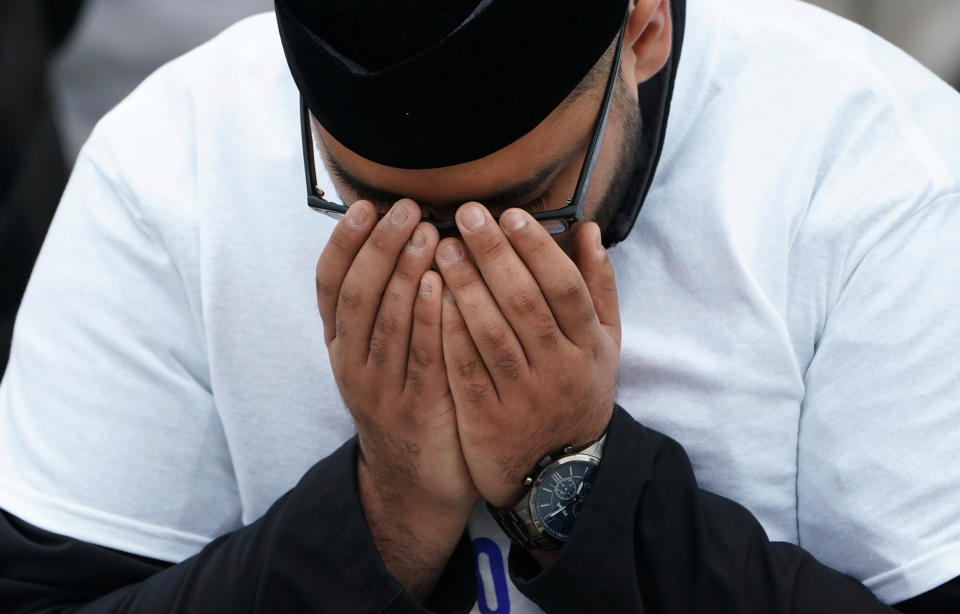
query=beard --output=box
[589,81,644,243]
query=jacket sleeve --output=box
[896,577,960,613]
[0,437,476,614]
[508,406,956,614]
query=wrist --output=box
[357,457,474,542]
[490,434,607,553]
[357,457,474,602]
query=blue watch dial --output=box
[533,459,598,541]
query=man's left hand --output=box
[435,204,621,508]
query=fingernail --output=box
[346,204,369,226]
[439,242,463,263]
[409,228,426,249]
[442,288,455,303]
[502,209,527,231]
[390,200,410,224]
[459,205,486,231]
[419,276,432,296]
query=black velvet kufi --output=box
[276,0,627,169]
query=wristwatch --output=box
[489,434,606,550]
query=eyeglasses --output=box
[300,11,626,236]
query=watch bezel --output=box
[528,452,601,542]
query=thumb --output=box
[572,222,620,344]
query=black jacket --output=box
[0,407,955,613]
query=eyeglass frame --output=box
[300,10,627,236]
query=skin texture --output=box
[316,200,476,600]
[314,0,674,601]
[436,207,621,508]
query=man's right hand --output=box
[315,198,478,600]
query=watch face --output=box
[532,459,598,541]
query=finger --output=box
[435,237,528,387]
[316,201,376,344]
[336,199,421,364]
[571,221,620,344]
[368,222,440,379]
[499,208,604,347]
[405,270,446,400]
[441,287,497,410]
[453,203,562,356]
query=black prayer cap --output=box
[276,0,627,169]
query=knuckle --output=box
[454,355,481,379]
[450,316,472,335]
[579,308,598,326]
[538,328,559,349]
[409,343,432,369]
[476,234,509,260]
[338,281,363,310]
[374,313,398,337]
[314,257,326,285]
[406,368,426,393]
[598,270,619,295]
[524,232,554,259]
[413,307,435,330]
[368,226,392,253]
[382,285,406,307]
[328,229,355,257]
[315,262,340,303]
[532,311,559,348]
[587,335,604,359]
[492,348,521,381]
[479,321,509,348]
[508,288,540,316]
[335,316,349,339]
[555,272,586,302]
[315,276,335,300]
[465,382,489,405]
[392,265,417,285]
[444,270,476,293]
[369,337,389,367]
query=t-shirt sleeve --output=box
[0,139,239,562]
[0,133,477,614]
[797,191,960,603]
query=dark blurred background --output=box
[1,0,958,376]
[1,1,85,376]
[0,0,270,375]
[808,0,960,87]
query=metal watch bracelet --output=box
[489,435,607,550]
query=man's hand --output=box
[435,204,621,508]
[316,199,477,599]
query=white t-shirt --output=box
[2,0,959,609]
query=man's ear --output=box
[623,0,673,85]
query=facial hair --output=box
[590,82,644,243]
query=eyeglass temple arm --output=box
[570,12,628,206]
[300,99,321,197]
